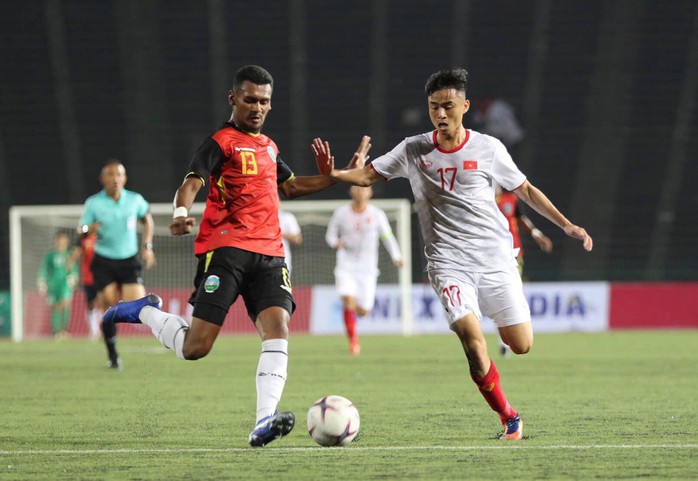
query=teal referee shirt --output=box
[79,189,150,260]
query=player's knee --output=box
[509,340,532,355]
[182,340,213,360]
[356,307,368,317]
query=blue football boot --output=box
[102,293,162,324]
[248,411,295,447]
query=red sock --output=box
[471,359,517,422]
[343,309,357,342]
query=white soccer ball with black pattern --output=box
[307,395,360,447]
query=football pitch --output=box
[1,331,696,480]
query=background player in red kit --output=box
[496,184,553,276]
[69,231,102,340]
[103,65,363,447]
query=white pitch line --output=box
[1,444,697,456]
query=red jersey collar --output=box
[433,129,470,153]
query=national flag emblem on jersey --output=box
[463,160,478,170]
[267,146,277,163]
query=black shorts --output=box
[189,246,295,326]
[91,254,143,292]
[83,284,99,303]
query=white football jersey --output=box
[325,204,400,276]
[371,129,526,272]
[278,210,301,273]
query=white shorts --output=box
[334,268,378,312]
[428,265,531,328]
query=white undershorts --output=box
[428,265,531,328]
[334,268,378,312]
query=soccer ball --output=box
[306,395,360,446]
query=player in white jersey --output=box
[312,68,592,440]
[278,210,302,274]
[326,186,403,355]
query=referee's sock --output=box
[102,321,119,363]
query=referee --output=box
[78,160,155,369]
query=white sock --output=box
[255,339,289,423]
[88,308,101,338]
[139,306,189,359]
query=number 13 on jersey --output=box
[241,151,258,175]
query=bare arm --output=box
[513,180,593,251]
[140,212,156,269]
[278,135,375,198]
[279,175,337,199]
[283,231,303,245]
[313,136,382,186]
[169,176,203,236]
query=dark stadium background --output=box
[1,0,696,288]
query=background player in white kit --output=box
[312,68,592,440]
[278,210,302,275]
[325,186,403,355]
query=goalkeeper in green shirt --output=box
[38,231,78,338]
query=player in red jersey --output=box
[102,65,363,447]
[496,184,553,275]
[69,231,102,340]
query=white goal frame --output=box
[9,199,413,341]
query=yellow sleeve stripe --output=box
[281,173,295,185]
[185,172,206,187]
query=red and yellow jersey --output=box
[185,124,294,257]
[80,233,97,286]
[496,191,522,252]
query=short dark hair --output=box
[233,65,274,91]
[424,68,468,97]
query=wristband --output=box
[142,242,153,250]
[173,206,188,219]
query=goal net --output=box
[9,200,412,341]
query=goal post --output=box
[9,203,204,342]
[9,199,413,341]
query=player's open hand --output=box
[312,138,334,176]
[564,224,593,251]
[346,135,371,170]
[170,216,197,236]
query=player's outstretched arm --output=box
[280,135,375,199]
[313,136,380,187]
[170,176,201,236]
[514,180,593,252]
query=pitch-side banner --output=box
[309,282,610,335]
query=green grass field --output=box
[1,331,697,480]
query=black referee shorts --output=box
[91,254,143,292]
[189,246,295,326]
